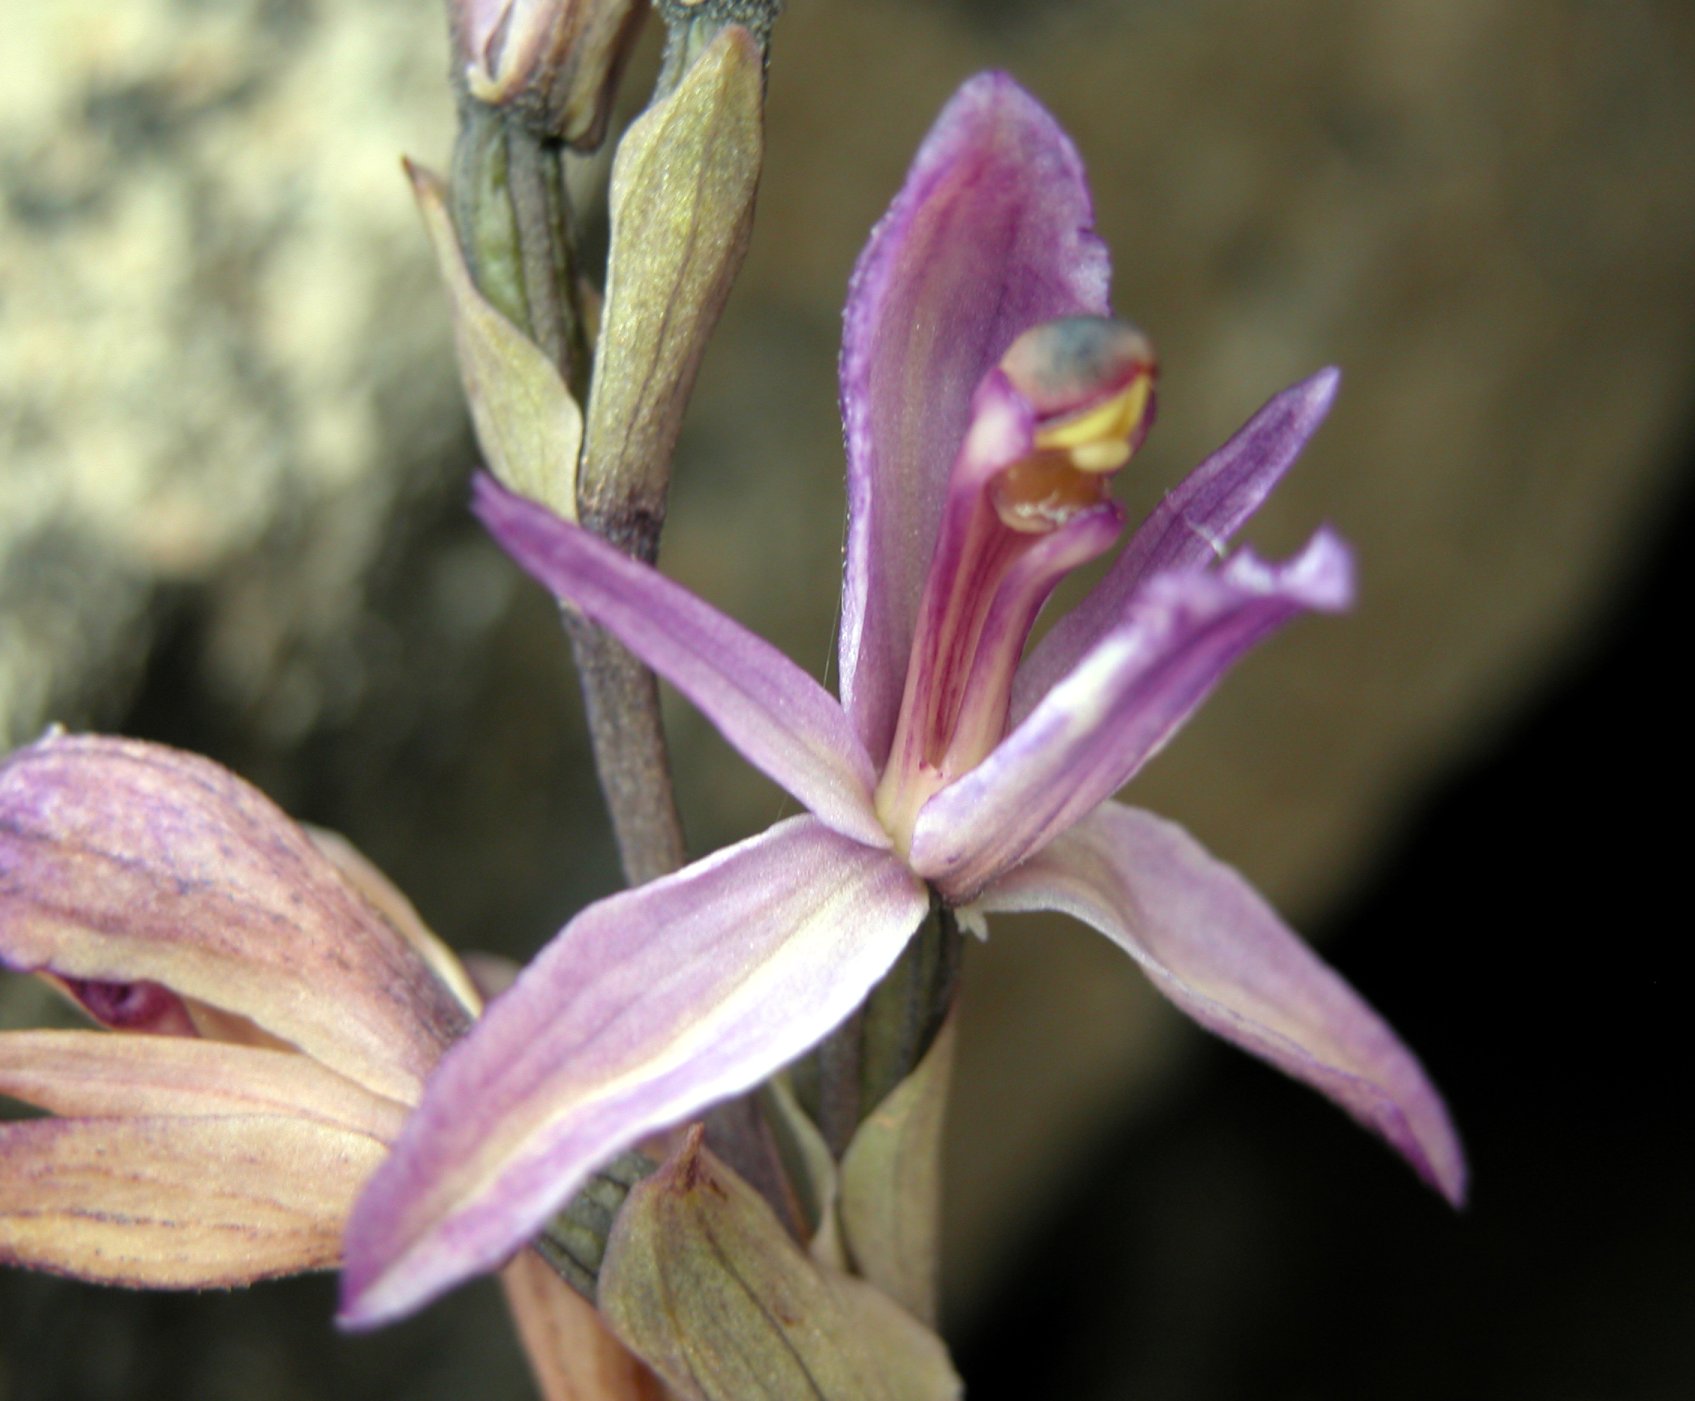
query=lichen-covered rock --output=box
[0,0,461,743]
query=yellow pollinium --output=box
[991,372,1155,533]
[1032,372,1155,472]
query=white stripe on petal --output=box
[977,801,1466,1205]
[340,816,928,1328]
[476,476,887,847]
[1013,368,1340,721]
[911,529,1353,899]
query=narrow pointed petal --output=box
[976,803,1466,1204]
[0,1114,387,1286]
[1013,369,1340,720]
[340,817,928,1328]
[0,736,470,1103]
[910,530,1354,899]
[0,1031,407,1142]
[839,73,1111,767]
[475,476,887,847]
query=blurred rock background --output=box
[2,0,1691,1397]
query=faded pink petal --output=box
[910,530,1354,900]
[974,801,1466,1205]
[0,735,470,1103]
[0,1114,388,1287]
[475,476,887,848]
[341,817,928,1328]
[0,1031,408,1142]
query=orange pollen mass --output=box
[989,451,1114,532]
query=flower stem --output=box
[653,0,784,100]
[561,609,688,885]
[794,897,964,1157]
[451,90,687,887]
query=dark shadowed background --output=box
[3,0,1691,1396]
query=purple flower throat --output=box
[877,316,1157,852]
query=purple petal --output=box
[1013,369,1340,722]
[340,816,928,1327]
[475,476,886,848]
[936,499,1125,779]
[909,529,1354,900]
[838,73,1111,769]
[975,802,1466,1205]
[0,735,470,1104]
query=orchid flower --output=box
[0,734,476,1285]
[0,734,663,1399]
[342,72,1465,1327]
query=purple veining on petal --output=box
[838,73,1111,769]
[340,816,929,1328]
[977,802,1467,1205]
[475,475,887,848]
[0,734,469,1102]
[872,370,1037,820]
[938,501,1125,781]
[910,529,1354,900]
[1013,369,1340,722]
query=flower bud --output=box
[451,0,650,149]
[577,23,763,548]
[598,1129,961,1401]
